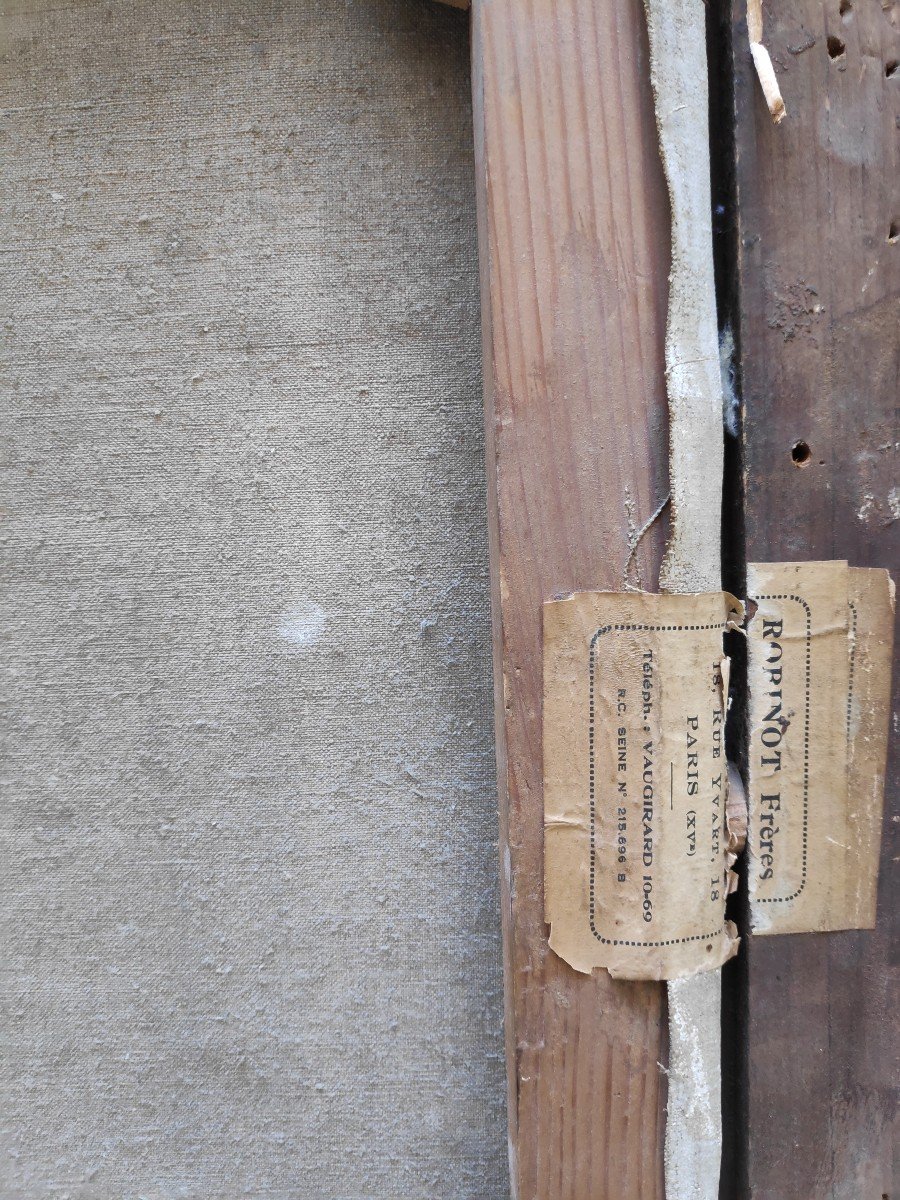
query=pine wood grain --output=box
[732,2,899,1195]
[470,2,673,1194]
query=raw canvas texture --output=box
[0,2,507,1197]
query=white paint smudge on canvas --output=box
[278,598,326,647]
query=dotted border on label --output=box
[846,599,858,740]
[587,621,729,948]
[753,594,811,904]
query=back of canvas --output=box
[0,3,507,1195]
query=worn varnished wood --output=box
[733,2,899,1195]
[470,2,672,1195]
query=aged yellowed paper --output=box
[543,590,743,980]
[845,567,895,926]
[747,562,894,934]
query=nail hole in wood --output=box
[791,440,812,467]
[827,35,846,57]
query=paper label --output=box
[746,562,894,934]
[543,590,743,980]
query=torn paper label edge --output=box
[543,567,893,978]
[543,589,743,981]
[746,562,894,935]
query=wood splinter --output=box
[748,0,786,123]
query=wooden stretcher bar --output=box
[470,2,674,1194]
[732,2,899,1194]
